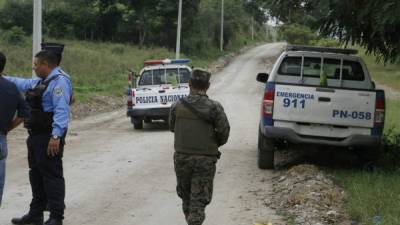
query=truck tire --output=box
[258,130,275,169]
[355,146,380,163]
[132,117,143,129]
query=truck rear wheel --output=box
[355,146,380,164]
[258,130,275,169]
[144,118,152,123]
[132,117,143,129]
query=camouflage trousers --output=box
[174,152,218,225]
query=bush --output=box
[2,26,26,45]
[379,128,400,170]
[278,23,317,45]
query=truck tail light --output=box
[261,82,275,126]
[263,82,275,116]
[127,99,133,107]
[372,90,385,136]
[374,91,385,125]
[127,89,135,107]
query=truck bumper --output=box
[261,125,381,147]
[127,107,170,118]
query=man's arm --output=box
[169,102,177,132]
[4,76,40,92]
[213,102,230,147]
[8,117,24,132]
[8,84,30,132]
[51,77,72,137]
[47,77,72,157]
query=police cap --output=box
[191,68,211,83]
[41,42,64,65]
[41,42,64,54]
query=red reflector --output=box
[376,100,385,109]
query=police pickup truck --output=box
[127,59,191,129]
[257,45,385,169]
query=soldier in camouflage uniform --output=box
[169,68,230,225]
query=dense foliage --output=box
[0,0,267,55]
[262,0,400,63]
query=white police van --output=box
[127,59,191,129]
[257,45,385,169]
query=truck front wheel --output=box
[258,130,275,169]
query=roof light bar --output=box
[170,59,190,64]
[144,58,191,66]
[286,45,358,55]
[144,60,163,65]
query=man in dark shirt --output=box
[0,51,30,207]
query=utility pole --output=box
[33,0,42,77]
[220,0,224,52]
[175,0,182,59]
[251,17,254,41]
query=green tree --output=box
[320,0,400,63]
[262,0,400,62]
[0,0,33,35]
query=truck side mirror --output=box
[256,73,269,83]
[371,81,376,89]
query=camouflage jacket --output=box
[169,90,230,155]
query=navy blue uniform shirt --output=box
[0,76,30,134]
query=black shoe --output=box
[11,213,44,225]
[44,218,62,225]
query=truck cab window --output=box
[139,70,153,86]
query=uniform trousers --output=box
[174,152,218,225]
[27,133,65,220]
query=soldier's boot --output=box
[44,218,62,225]
[11,213,44,225]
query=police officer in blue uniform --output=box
[6,44,72,225]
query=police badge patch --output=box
[54,87,63,97]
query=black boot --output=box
[11,213,44,225]
[44,218,62,225]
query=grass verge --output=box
[333,170,400,225]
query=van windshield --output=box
[139,68,191,85]
[278,56,365,81]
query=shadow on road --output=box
[275,145,375,171]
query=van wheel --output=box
[258,131,275,169]
[132,117,143,129]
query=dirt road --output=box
[1,43,285,225]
